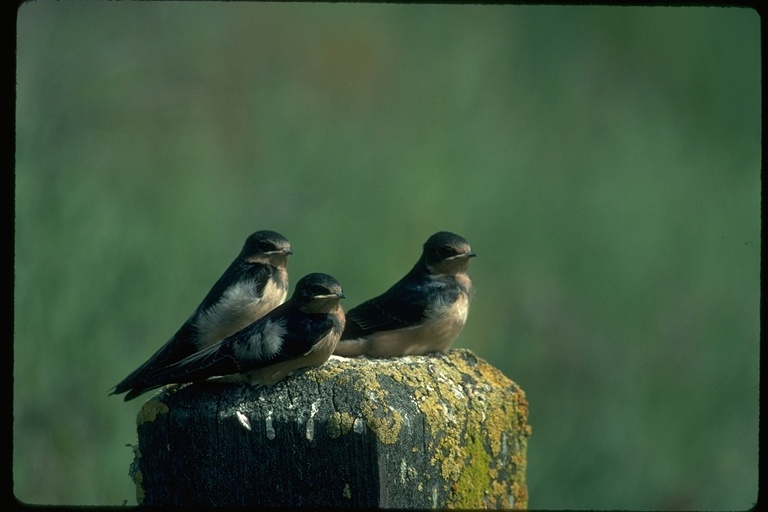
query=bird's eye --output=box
[437,245,455,259]
[309,285,327,296]
[257,241,276,252]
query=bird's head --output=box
[421,231,476,276]
[241,230,293,267]
[293,273,346,313]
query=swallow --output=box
[110,230,293,401]
[134,272,345,392]
[334,231,475,358]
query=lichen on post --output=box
[133,348,531,508]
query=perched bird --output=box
[134,272,346,392]
[334,231,475,358]
[111,230,293,401]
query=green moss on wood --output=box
[452,430,492,508]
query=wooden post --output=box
[132,348,531,508]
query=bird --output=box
[134,272,346,392]
[110,230,293,401]
[334,231,475,358]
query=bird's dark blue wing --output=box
[277,312,341,358]
[111,322,201,399]
[343,272,461,338]
[138,303,339,389]
[137,337,240,388]
[111,262,279,399]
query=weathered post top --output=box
[133,348,531,508]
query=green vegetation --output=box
[14,3,759,509]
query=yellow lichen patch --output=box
[511,478,528,508]
[134,469,145,504]
[484,402,512,457]
[406,349,530,509]
[128,445,145,505]
[347,363,408,445]
[326,411,355,439]
[489,478,513,508]
[136,471,145,505]
[311,359,350,382]
[136,397,170,426]
[363,406,403,445]
[420,392,465,483]
[451,351,514,392]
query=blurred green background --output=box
[14,2,759,509]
